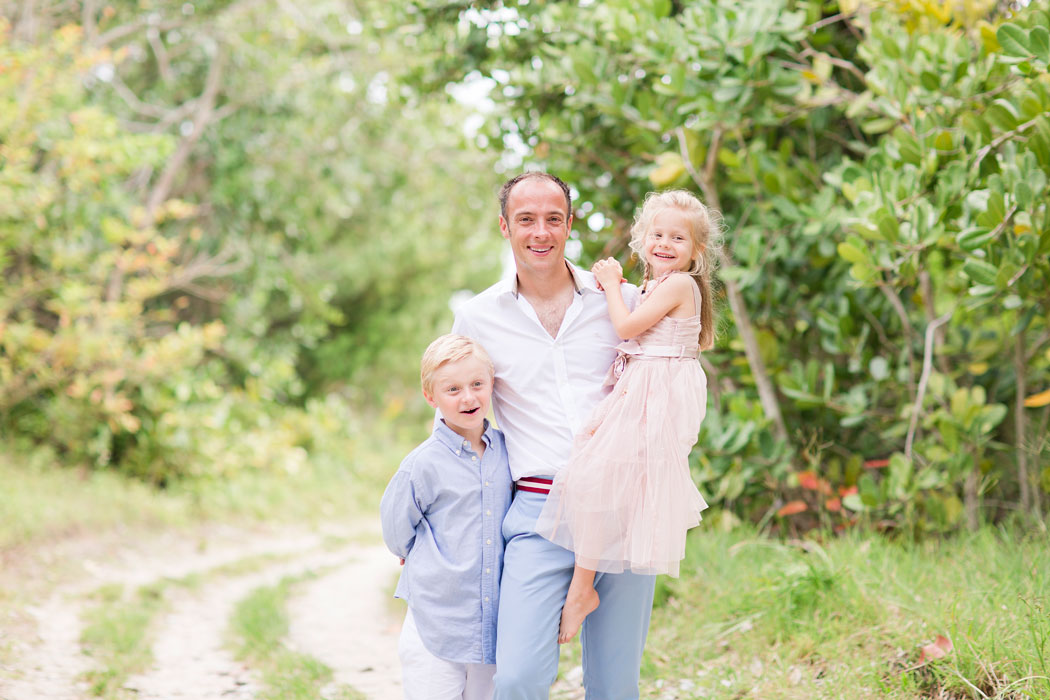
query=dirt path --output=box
[287,544,403,699]
[0,525,404,700]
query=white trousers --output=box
[399,608,496,700]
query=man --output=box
[452,172,654,699]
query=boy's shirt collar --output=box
[434,418,494,455]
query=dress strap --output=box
[689,274,702,317]
[643,272,702,317]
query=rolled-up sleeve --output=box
[380,467,425,560]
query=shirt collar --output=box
[433,418,493,454]
[505,262,598,298]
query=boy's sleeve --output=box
[379,463,426,560]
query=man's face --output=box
[499,178,572,278]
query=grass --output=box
[0,411,410,551]
[228,573,366,700]
[0,451,192,550]
[79,582,168,698]
[626,521,1050,699]
[73,550,304,698]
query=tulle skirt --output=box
[535,356,708,577]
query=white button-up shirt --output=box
[453,264,640,481]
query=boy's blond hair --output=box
[420,334,495,396]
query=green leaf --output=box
[934,131,954,151]
[985,100,1019,131]
[1030,26,1050,64]
[842,493,866,512]
[862,117,897,135]
[978,404,1007,433]
[717,148,742,168]
[875,208,899,242]
[837,242,867,263]
[962,258,999,286]
[997,23,1031,58]
[1015,180,1034,209]
[955,227,995,251]
[850,261,877,284]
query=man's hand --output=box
[592,257,624,292]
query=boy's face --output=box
[424,355,493,440]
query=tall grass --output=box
[640,523,1050,699]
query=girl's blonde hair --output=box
[628,190,721,350]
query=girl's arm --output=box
[592,259,694,339]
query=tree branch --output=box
[106,48,226,304]
[918,269,948,374]
[81,0,98,44]
[878,281,917,395]
[904,311,952,460]
[96,17,183,47]
[146,25,175,83]
[972,117,1042,171]
[144,48,225,221]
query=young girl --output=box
[534,189,718,644]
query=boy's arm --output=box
[379,467,426,560]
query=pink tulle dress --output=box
[535,272,709,577]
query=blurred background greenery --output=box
[1,0,1048,539]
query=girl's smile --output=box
[643,208,697,278]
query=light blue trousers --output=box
[493,488,656,700]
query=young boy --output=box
[380,334,512,700]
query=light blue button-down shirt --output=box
[380,419,511,664]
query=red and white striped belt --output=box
[514,476,553,494]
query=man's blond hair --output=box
[420,334,495,396]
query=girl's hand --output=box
[592,258,624,291]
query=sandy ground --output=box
[287,545,403,699]
[0,524,403,700]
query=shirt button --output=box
[484,596,490,602]
[485,567,491,574]
[471,455,477,461]
[486,538,492,545]
[463,440,470,447]
[485,481,490,486]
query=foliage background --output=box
[2,0,1049,534]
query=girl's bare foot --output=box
[558,587,599,644]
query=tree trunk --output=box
[1015,333,1031,515]
[723,276,787,441]
[964,451,980,532]
[676,126,788,442]
[15,0,38,42]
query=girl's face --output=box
[643,208,698,278]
